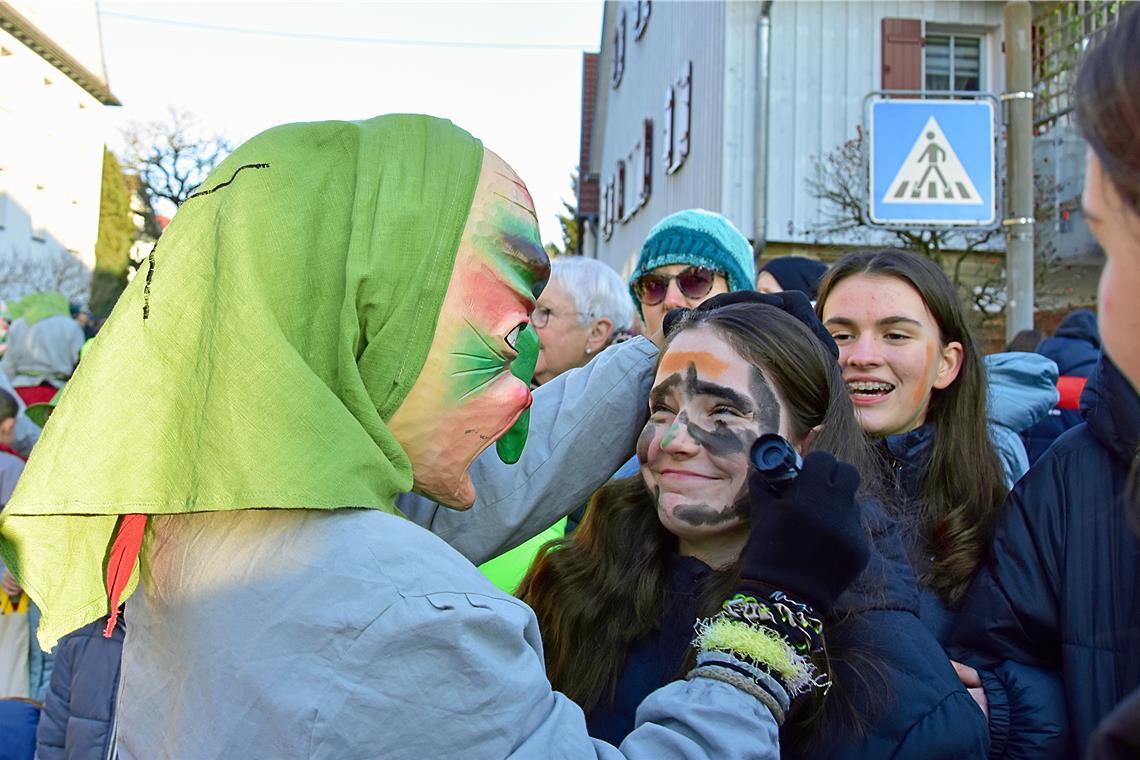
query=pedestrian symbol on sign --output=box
[881,116,982,205]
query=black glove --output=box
[738,451,870,616]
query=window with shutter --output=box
[634,0,651,39]
[612,9,626,88]
[881,18,923,90]
[673,62,691,173]
[924,33,982,92]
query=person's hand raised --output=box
[738,450,870,616]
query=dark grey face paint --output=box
[636,422,657,463]
[685,419,746,456]
[649,373,684,410]
[647,359,784,528]
[749,366,781,432]
[674,499,750,525]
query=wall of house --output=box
[0,7,111,301]
[591,0,729,278]
[764,0,1007,248]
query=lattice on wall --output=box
[1032,0,1129,134]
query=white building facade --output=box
[0,1,119,304]
[580,0,1010,278]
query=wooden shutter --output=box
[881,18,923,90]
[615,160,626,221]
[641,119,653,205]
[675,61,692,169]
[612,9,626,88]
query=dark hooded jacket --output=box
[35,615,124,760]
[948,355,1140,758]
[1088,687,1140,760]
[876,424,959,644]
[586,501,989,758]
[1023,310,1101,464]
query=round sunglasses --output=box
[632,266,719,306]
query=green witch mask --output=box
[387,148,550,508]
[0,115,542,649]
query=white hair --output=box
[549,257,634,333]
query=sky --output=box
[95,1,603,246]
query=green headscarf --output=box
[8,292,70,326]
[0,114,485,648]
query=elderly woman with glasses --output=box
[628,209,757,338]
[532,257,635,387]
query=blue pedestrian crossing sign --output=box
[868,98,996,227]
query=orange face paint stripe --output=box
[659,351,731,379]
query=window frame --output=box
[922,25,988,95]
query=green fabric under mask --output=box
[9,292,70,326]
[0,114,485,649]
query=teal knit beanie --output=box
[629,209,756,315]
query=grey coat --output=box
[115,339,786,759]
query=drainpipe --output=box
[753,0,774,263]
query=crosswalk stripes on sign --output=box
[881,116,983,206]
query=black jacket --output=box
[1024,310,1101,464]
[587,502,989,758]
[877,425,958,644]
[35,615,124,760]
[949,355,1140,758]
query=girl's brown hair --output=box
[518,302,878,738]
[815,250,1007,606]
[1075,4,1140,216]
[1074,4,1140,521]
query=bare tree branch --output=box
[122,108,232,213]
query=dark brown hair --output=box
[518,302,878,739]
[1075,4,1140,522]
[815,250,1008,607]
[1075,4,1140,216]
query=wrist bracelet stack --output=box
[686,589,830,724]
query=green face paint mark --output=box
[661,420,680,449]
[496,324,539,464]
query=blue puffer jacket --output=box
[1023,310,1101,464]
[985,352,1059,487]
[587,501,989,758]
[35,615,124,760]
[948,355,1140,758]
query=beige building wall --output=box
[0,1,117,302]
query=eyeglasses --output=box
[632,266,719,306]
[531,306,554,328]
[532,305,577,329]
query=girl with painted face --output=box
[520,295,988,758]
[816,250,1007,641]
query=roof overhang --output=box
[0,1,121,106]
